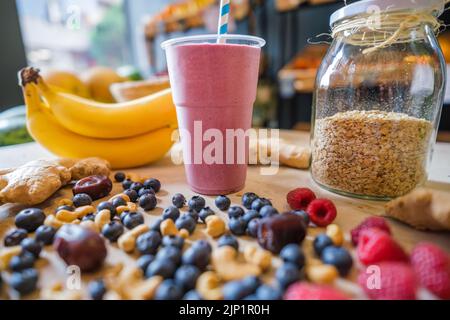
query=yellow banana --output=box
[23,84,175,169]
[20,67,177,139]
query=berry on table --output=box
[227,206,245,219]
[20,238,43,258]
[183,290,202,300]
[56,205,74,213]
[242,192,258,209]
[172,193,186,208]
[255,284,283,300]
[137,255,155,273]
[284,282,349,300]
[358,262,416,300]
[215,195,231,211]
[123,189,138,202]
[188,196,206,212]
[150,218,163,233]
[321,246,353,276]
[101,221,124,242]
[191,240,212,254]
[275,263,300,288]
[217,234,239,250]
[223,276,260,300]
[410,242,450,299]
[182,243,211,271]
[83,214,96,222]
[139,194,157,211]
[259,205,278,218]
[146,258,176,279]
[175,265,200,291]
[242,210,260,224]
[292,210,310,226]
[112,196,127,208]
[313,234,334,256]
[199,207,215,223]
[357,228,408,265]
[306,199,337,227]
[122,179,133,190]
[4,229,28,247]
[15,208,46,232]
[136,231,162,255]
[175,215,196,235]
[186,209,199,222]
[144,178,161,193]
[97,201,117,218]
[155,279,184,300]
[89,279,107,300]
[350,216,391,246]
[9,268,38,296]
[139,188,155,197]
[163,206,181,221]
[246,218,260,238]
[114,172,126,183]
[251,198,272,212]
[72,193,93,207]
[9,251,36,271]
[35,225,56,246]
[130,182,144,192]
[228,217,247,236]
[156,246,182,266]
[280,244,305,269]
[287,188,316,211]
[162,235,185,250]
[123,212,144,229]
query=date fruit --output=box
[54,225,107,272]
[257,213,307,254]
[73,175,112,200]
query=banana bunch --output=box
[20,67,177,169]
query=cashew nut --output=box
[95,209,111,230]
[56,209,78,223]
[109,193,131,203]
[205,216,226,238]
[306,264,339,284]
[0,246,21,270]
[212,246,261,281]
[56,198,73,207]
[196,271,223,300]
[179,229,190,239]
[75,205,95,219]
[243,246,273,271]
[41,282,82,300]
[80,220,99,233]
[118,224,150,253]
[326,224,344,246]
[160,219,178,236]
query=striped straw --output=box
[217,0,230,43]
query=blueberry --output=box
[120,211,130,223]
[293,210,310,226]
[163,206,180,221]
[112,197,127,208]
[175,265,200,291]
[243,294,258,300]
[97,201,117,218]
[198,207,215,223]
[215,195,231,211]
[101,221,124,242]
[228,206,245,219]
[123,212,144,229]
[137,254,155,273]
[188,196,206,212]
[155,279,184,300]
[246,218,260,238]
[259,205,278,218]
[56,205,74,213]
[139,194,157,211]
[186,209,199,222]
[217,234,239,250]
[114,172,126,183]
[313,234,334,256]
[251,198,272,212]
[9,268,38,296]
[123,189,138,202]
[191,240,212,254]
[156,246,182,266]
[122,179,133,190]
[280,244,305,268]
[321,246,353,276]
[175,215,196,234]
[162,235,184,250]
[130,182,144,192]
[172,193,186,208]
[82,214,96,222]
[9,251,36,271]
[242,192,259,209]
[35,226,56,246]
[139,188,155,197]
[89,279,106,300]
[182,245,210,271]
[20,238,42,258]
[4,229,28,247]
[183,290,202,300]
[242,210,260,224]
[242,276,261,293]
[276,263,300,288]
[144,178,161,193]
[146,258,176,279]
[72,193,92,207]
[136,231,161,255]
[150,218,163,233]
[15,208,46,232]
[223,281,250,300]
[255,284,283,300]
[228,217,247,236]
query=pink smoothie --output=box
[165,42,261,195]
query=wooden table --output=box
[0,130,449,299]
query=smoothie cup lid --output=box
[161,34,266,50]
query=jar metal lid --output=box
[330,0,445,27]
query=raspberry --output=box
[306,199,337,227]
[350,216,391,246]
[357,228,408,265]
[411,243,450,299]
[286,188,316,211]
[358,262,417,300]
[284,282,349,300]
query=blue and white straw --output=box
[217,0,230,43]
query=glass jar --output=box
[311,0,446,200]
